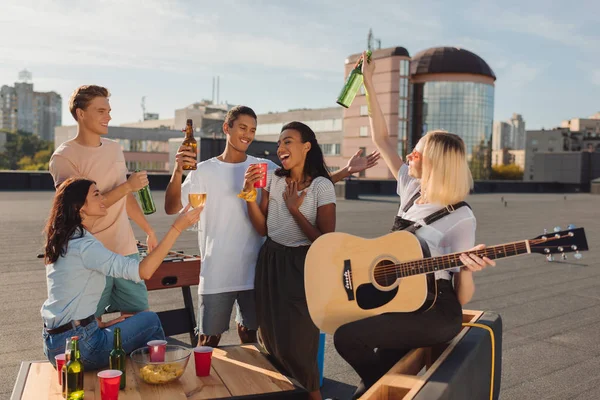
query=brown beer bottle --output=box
[182,119,198,170]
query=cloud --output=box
[592,70,600,86]
[499,62,543,89]
[0,0,346,74]
[465,4,600,52]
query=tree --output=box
[491,164,524,180]
[0,130,54,170]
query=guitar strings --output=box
[371,235,572,281]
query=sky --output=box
[1,0,599,130]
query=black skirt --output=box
[255,237,320,392]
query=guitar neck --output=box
[395,240,530,278]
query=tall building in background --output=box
[14,81,34,134]
[34,91,62,141]
[0,70,62,141]
[492,121,511,151]
[510,113,526,150]
[410,47,496,179]
[0,85,17,132]
[342,47,411,179]
[342,46,496,179]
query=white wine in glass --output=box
[187,193,207,232]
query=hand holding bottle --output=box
[361,51,375,84]
[127,171,149,192]
[175,145,197,172]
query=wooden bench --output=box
[360,310,503,400]
[11,344,308,400]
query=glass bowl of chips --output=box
[130,344,191,385]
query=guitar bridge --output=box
[343,260,355,301]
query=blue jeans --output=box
[43,311,165,370]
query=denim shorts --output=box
[43,311,165,370]
[95,253,149,317]
[197,290,257,336]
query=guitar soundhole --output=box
[374,259,398,288]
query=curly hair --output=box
[44,178,95,264]
[275,121,332,182]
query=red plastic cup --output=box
[55,354,66,385]
[98,370,122,400]
[253,163,268,188]
[193,346,214,377]
[147,340,167,362]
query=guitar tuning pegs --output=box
[546,254,555,262]
[574,251,583,260]
[553,226,561,232]
[567,224,576,230]
[561,253,567,261]
[543,228,548,234]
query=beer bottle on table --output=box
[135,169,156,215]
[182,119,198,171]
[109,327,127,389]
[336,50,372,108]
[62,337,72,398]
[65,336,84,400]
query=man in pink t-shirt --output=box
[49,85,158,327]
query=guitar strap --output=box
[391,191,471,234]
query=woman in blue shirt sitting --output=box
[41,177,202,370]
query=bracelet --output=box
[237,188,257,202]
[171,224,181,233]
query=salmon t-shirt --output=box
[49,138,137,256]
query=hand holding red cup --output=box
[253,163,268,189]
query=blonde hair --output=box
[420,130,473,205]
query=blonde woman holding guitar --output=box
[333,52,497,399]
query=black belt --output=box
[44,315,95,335]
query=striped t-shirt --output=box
[266,172,336,247]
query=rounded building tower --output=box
[410,47,496,179]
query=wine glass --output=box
[187,191,207,232]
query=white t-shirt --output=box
[265,173,336,247]
[181,156,278,294]
[396,164,476,280]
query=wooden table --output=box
[11,345,307,399]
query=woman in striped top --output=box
[241,121,336,400]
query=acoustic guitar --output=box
[304,226,588,334]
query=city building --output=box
[342,46,496,179]
[560,113,600,134]
[0,131,8,152]
[524,128,600,182]
[0,85,17,132]
[492,121,511,151]
[531,152,600,184]
[492,149,525,170]
[509,113,526,150]
[256,107,344,172]
[342,47,411,179]
[0,71,62,141]
[34,91,62,141]
[524,129,566,181]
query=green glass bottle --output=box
[336,50,372,108]
[65,336,84,400]
[109,327,127,389]
[135,169,156,215]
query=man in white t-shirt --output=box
[165,105,380,347]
